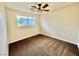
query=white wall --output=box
[78,19,79,48]
[77,6,79,48]
[0,4,8,56]
[6,8,40,43]
[40,3,78,45]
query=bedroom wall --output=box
[40,3,78,45]
[76,4,79,48]
[5,3,79,45]
[6,8,40,44]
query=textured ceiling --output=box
[2,2,75,13]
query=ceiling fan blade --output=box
[43,9,49,11]
[42,3,49,9]
[31,5,38,9]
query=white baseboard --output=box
[40,32,77,45]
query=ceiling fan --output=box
[31,3,49,13]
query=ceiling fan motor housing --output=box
[38,4,41,6]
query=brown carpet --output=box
[9,34,78,56]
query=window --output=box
[17,16,36,26]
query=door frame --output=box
[0,3,8,56]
